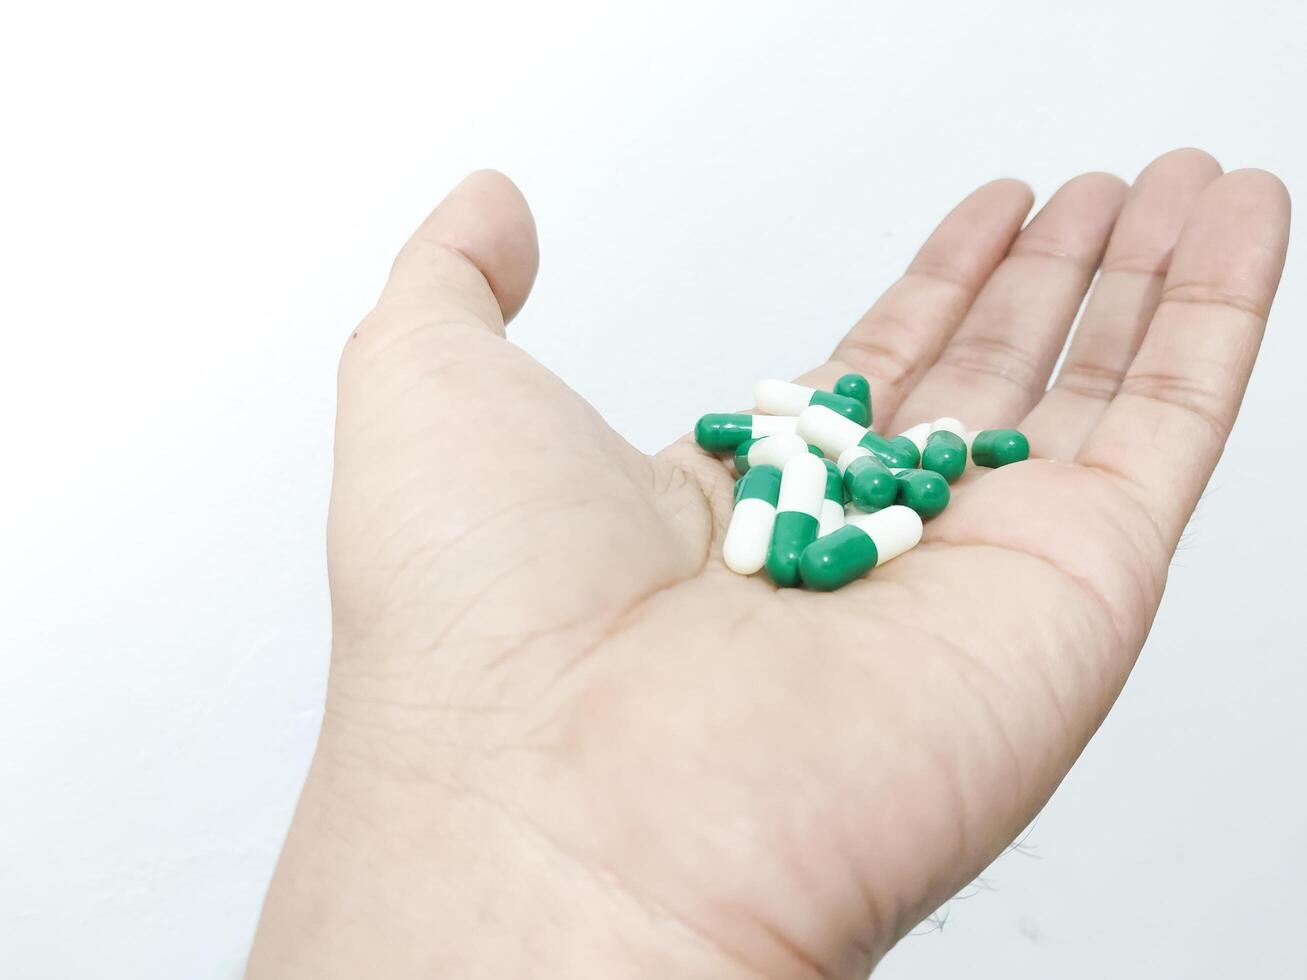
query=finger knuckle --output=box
[1118,370,1230,440]
[835,315,920,387]
[937,332,1042,391]
[1053,360,1123,402]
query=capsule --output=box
[755,379,869,426]
[733,433,812,473]
[897,422,932,454]
[696,413,800,453]
[818,460,846,537]
[970,428,1030,468]
[799,505,923,591]
[765,453,827,587]
[723,465,783,574]
[733,438,757,474]
[833,373,872,424]
[886,437,921,468]
[920,417,968,483]
[838,446,898,512]
[798,405,915,468]
[888,422,930,469]
[891,467,950,519]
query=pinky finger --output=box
[1077,169,1291,550]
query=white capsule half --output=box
[963,430,978,452]
[929,417,967,439]
[723,497,777,574]
[751,415,801,437]
[846,505,924,566]
[776,452,827,519]
[818,497,845,538]
[798,404,867,459]
[896,422,931,455]
[746,433,809,469]
[754,379,818,417]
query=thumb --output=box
[335,169,540,447]
[375,169,539,329]
[329,170,545,633]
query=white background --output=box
[3,2,1304,977]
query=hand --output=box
[248,153,1289,979]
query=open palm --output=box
[250,151,1290,979]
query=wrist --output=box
[246,716,765,980]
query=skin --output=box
[247,151,1290,979]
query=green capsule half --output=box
[886,434,921,468]
[734,438,759,474]
[734,464,782,505]
[833,373,872,425]
[810,389,870,427]
[766,511,820,587]
[971,429,1030,468]
[799,523,879,591]
[822,459,843,503]
[921,431,967,483]
[893,468,950,519]
[695,413,756,452]
[856,430,915,468]
[844,454,897,511]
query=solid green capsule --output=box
[755,379,869,426]
[971,428,1030,468]
[799,506,924,591]
[833,373,872,425]
[765,453,826,587]
[891,467,950,519]
[838,446,898,512]
[921,430,967,483]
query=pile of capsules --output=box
[696,374,1029,591]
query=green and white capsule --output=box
[969,428,1030,468]
[797,405,915,468]
[890,467,950,519]
[755,379,869,426]
[723,464,783,575]
[838,446,898,512]
[921,417,969,483]
[833,373,872,425]
[696,413,800,453]
[799,505,924,591]
[896,422,932,455]
[887,422,930,468]
[733,433,812,473]
[819,460,846,538]
[765,452,827,587]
